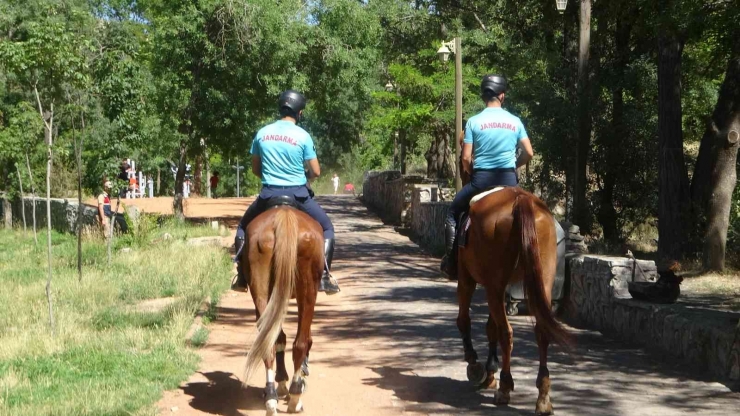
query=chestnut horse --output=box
[241,204,324,416]
[456,138,569,415]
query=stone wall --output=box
[566,255,740,382]
[362,171,405,224]
[3,196,99,234]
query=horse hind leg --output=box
[287,258,318,414]
[481,314,500,390]
[535,323,554,415]
[489,296,514,406]
[263,352,279,416]
[456,265,485,385]
[275,329,290,398]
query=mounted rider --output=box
[440,75,534,279]
[233,89,340,294]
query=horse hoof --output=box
[493,390,510,406]
[287,395,304,413]
[277,381,289,399]
[479,373,497,390]
[466,362,486,385]
[536,395,554,415]
[266,399,278,416]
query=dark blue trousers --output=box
[446,169,518,227]
[237,185,335,239]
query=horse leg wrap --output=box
[486,343,499,373]
[499,371,515,392]
[301,356,310,377]
[462,336,478,363]
[289,377,306,396]
[264,382,278,402]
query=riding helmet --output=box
[480,75,508,96]
[278,89,307,114]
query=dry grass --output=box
[680,270,740,311]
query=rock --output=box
[568,233,585,242]
[568,224,580,234]
[125,205,141,225]
[163,233,173,240]
[120,248,132,253]
[186,236,222,247]
[171,406,179,412]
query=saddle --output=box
[458,186,507,248]
[264,195,299,210]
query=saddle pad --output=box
[469,186,505,206]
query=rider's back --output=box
[251,120,315,186]
[465,108,527,170]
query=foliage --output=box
[0,226,231,415]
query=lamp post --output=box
[385,81,401,171]
[232,156,244,198]
[437,37,462,191]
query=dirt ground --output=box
[87,196,255,228]
[153,196,739,416]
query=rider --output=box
[233,89,340,294]
[440,75,534,279]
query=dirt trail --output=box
[157,196,739,416]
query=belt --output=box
[264,184,305,189]
[474,168,516,173]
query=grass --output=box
[190,327,210,348]
[0,223,232,416]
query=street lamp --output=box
[438,38,463,191]
[555,0,568,13]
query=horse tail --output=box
[512,193,571,348]
[244,208,299,382]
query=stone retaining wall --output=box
[362,171,405,224]
[1,196,99,234]
[566,255,740,383]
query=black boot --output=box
[231,231,248,291]
[318,238,340,294]
[440,222,458,280]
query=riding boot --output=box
[318,238,340,294]
[231,231,248,291]
[440,222,458,280]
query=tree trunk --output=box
[173,141,187,219]
[425,125,454,179]
[1,197,10,229]
[573,0,592,233]
[74,112,85,281]
[691,48,740,270]
[193,153,202,196]
[657,32,690,262]
[26,153,37,245]
[399,129,407,175]
[16,165,26,232]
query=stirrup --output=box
[319,269,340,295]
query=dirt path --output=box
[157,196,739,416]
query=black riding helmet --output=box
[480,74,508,98]
[278,89,307,117]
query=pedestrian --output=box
[97,181,113,238]
[210,171,220,198]
[332,173,340,195]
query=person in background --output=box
[210,171,220,198]
[97,181,113,238]
[332,173,340,195]
[343,182,355,196]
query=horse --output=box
[455,161,570,415]
[241,197,325,416]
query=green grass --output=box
[0,225,232,416]
[190,327,210,348]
